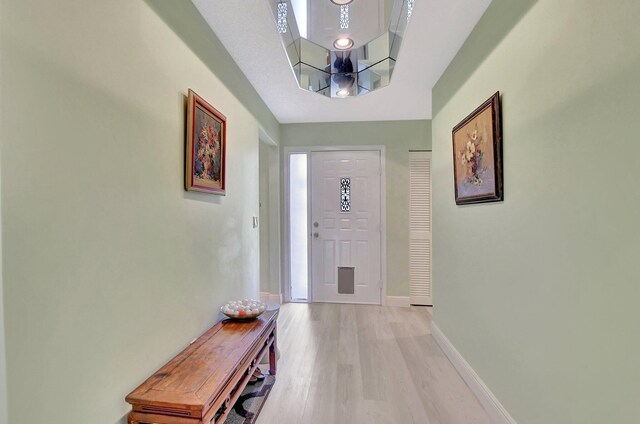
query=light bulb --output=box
[333,37,354,50]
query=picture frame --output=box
[452,91,503,205]
[185,89,226,195]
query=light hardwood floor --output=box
[256,303,490,424]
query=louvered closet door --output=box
[409,151,432,306]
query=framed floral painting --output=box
[185,89,226,195]
[452,92,503,205]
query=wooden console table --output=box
[126,309,278,424]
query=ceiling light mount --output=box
[269,0,413,98]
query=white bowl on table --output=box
[221,299,267,320]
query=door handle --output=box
[313,232,319,238]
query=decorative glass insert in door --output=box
[340,177,351,212]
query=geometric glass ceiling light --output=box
[268,0,415,98]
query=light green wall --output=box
[0,3,8,417]
[0,0,278,423]
[143,1,279,140]
[0,286,5,424]
[0,169,6,424]
[281,120,431,297]
[432,1,640,423]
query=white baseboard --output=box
[431,323,517,424]
[385,296,410,307]
[260,292,282,304]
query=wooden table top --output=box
[126,309,278,416]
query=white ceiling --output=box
[191,0,491,123]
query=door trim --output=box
[283,145,387,305]
[259,135,282,303]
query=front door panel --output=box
[310,150,382,304]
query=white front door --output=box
[310,150,382,304]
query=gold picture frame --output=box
[185,89,226,195]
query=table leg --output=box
[269,327,277,376]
